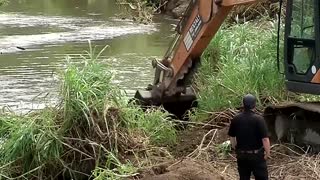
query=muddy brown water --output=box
[0,0,176,113]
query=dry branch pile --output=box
[229,0,285,23]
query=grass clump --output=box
[123,105,176,146]
[0,42,176,179]
[196,20,288,113]
[93,152,138,180]
[61,43,114,129]
[0,110,62,178]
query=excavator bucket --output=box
[133,87,198,119]
[264,102,320,153]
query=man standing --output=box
[228,94,270,180]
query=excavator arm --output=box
[134,0,256,118]
[153,0,256,97]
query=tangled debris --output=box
[165,0,284,22]
[229,0,285,23]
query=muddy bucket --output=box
[132,87,198,120]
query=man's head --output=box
[243,94,256,110]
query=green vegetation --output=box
[93,152,138,180]
[0,0,7,6]
[0,109,62,178]
[215,140,232,158]
[195,17,320,117]
[0,42,176,179]
[195,20,288,113]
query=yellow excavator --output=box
[133,0,320,151]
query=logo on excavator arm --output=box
[183,14,203,51]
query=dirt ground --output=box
[131,110,320,180]
[131,111,236,180]
[140,159,225,180]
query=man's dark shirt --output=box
[228,110,268,151]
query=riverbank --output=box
[1,1,319,179]
[1,18,319,180]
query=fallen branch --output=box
[187,129,217,159]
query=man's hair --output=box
[243,94,256,110]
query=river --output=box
[0,0,175,113]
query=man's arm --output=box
[257,116,271,159]
[228,118,237,150]
[262,137,270,160]
[230,137,237,149]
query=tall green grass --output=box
[0,42,176,179]
[196,20,288,113]
[0,109,62,179]
[61,42,115,130]
[123,104,176,146]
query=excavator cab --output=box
[284,0,320,94]
[265,0,320,152]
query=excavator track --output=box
[264,102,320,153]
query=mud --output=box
[169,126,230,158]
[169,126,210,157]
[139,159,225,180]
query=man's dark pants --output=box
[236,151,268,180]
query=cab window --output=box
[289,0,315,75]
